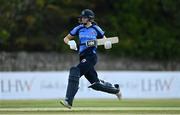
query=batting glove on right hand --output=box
[68,40,77,50]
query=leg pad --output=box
[65,67,80,106]
[69,67,80,82]
[88,80,119,94]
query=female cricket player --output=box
[60,9,121,109]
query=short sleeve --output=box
[93,25,105,38]
[70,25,83,36]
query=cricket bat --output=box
[97,37,119,46]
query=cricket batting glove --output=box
[68,40,77,50]
[104,40,112,49]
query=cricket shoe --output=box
[114,84,122,100]
[60,100,72,109]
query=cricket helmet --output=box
[79,9,95,19]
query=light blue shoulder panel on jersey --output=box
[70,25,84,36]
[92,25,105,38]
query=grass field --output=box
[0,99,180,115]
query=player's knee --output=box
[69,67,80,82]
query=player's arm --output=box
[64,34,74,44]
[103,35,107,39]
[64,34,77,51]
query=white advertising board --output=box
[0,71,180,100]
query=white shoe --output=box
[60,100,72,109]
[116,91,122,100]
[114,84,122,100]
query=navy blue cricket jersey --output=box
[69,24,104,54]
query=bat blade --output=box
[97,37,119,46]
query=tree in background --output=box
[0,0,179,60]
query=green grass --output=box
[0,99,180,114]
